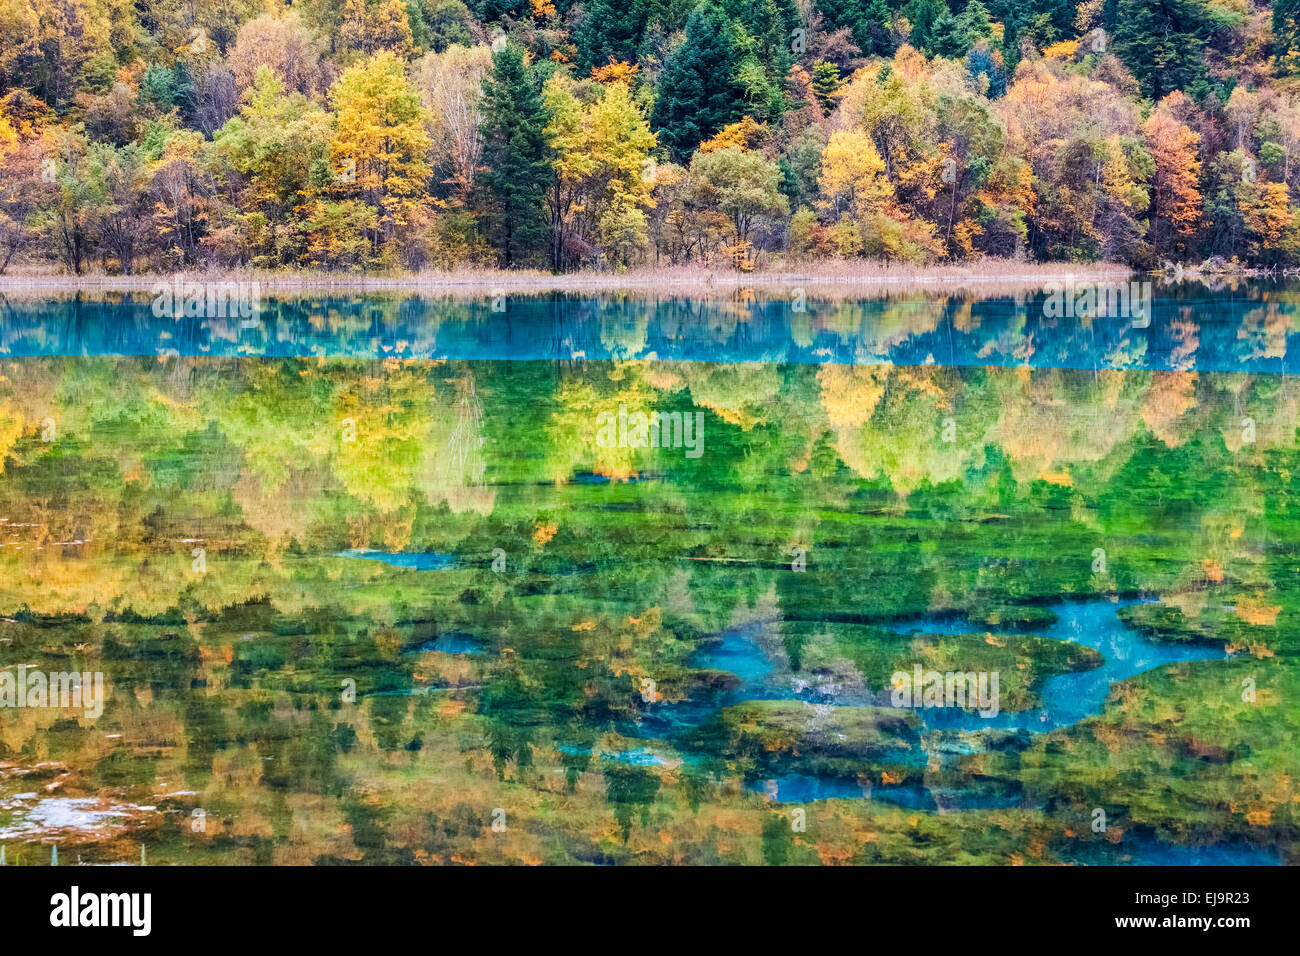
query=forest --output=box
[1,0,1300,274]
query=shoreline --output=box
[0,262,1146,299]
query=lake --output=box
[0,279,1295,865]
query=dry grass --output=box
[0,259,1140,301]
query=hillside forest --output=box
[2,0,1300,273]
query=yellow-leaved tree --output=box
[0,104,16,156]
[328,50,432,254]
[818,129,892,221]
[544,76,656,269]
[818,128,945,262]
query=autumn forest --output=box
[1,0,1299,276]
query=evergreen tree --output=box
[1113,0,1214,100]
[476,0,527,20]
[963,0,994,40]
[810,60,843,110]
[1274,0,1300,73]
[1000,14,1021,75]
[478,43,554,266]
[904,0,944,53]
[864,0,894,56]
[722,0,790,73]
[995,0,1070,71]
[818,0,893,57]
[715,0,793,121]
[575,0,651,72]
[930,9,969,58]
[966,41,1006,97]
[722,0,796,61]
[651,4,747,161]
[994,0,1072,37]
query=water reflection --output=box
[0,279,1296,371]
[0,283,1295,865]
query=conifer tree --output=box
[478,42,554,266]
[904,0,944,54]
[818,0,892,56]
[651,3,747,161]
[930,8,969,58]
[1274,0,1300,72]
[575,0,651,72]
[1113,0,1215,100]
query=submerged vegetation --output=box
[0,288,1297,864]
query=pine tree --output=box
[575,0,650,72]
[963,0,994,39]
[726,0,795,123]
[1113,0,1214,100]
[904,0,944,54]
[929,9,969,58]
[721,0,795,66]
[810,60,843,110]
[864,0,894,55]
[1001,14,1021,75]
[1274,0,1300,73]
[478,43,554,266]
[650,3,747,161]
[997,0,1071,71]
[818,0,892,57]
